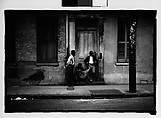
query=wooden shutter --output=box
[37,15,58,63]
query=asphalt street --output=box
[5,96,155,114]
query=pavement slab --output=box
[6,85,154,99]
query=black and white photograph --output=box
[1,0,160,117]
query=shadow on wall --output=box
[23,70,44,85]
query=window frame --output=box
[117,18,130,64]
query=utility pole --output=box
[129,21,137,93]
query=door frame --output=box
[68,14,105,80]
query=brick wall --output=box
[15,14,37,62]
[6,13,66,86]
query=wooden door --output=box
[75,30,101,81]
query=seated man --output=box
[75,63,86,79]
[84,51,98,77]
[75,63,93,83]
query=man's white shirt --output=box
[67,55,75,65]
[89,56,94,64]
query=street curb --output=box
[6,94,92,99]
[6,86,154,99]
[6,92,154,100]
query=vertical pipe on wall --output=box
[65,14,69,61]
[66,14,69,50]
[69,21,75,53]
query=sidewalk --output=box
[6,84,155,99]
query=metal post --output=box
[129,21,137,93]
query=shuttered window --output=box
[37,15,58,64]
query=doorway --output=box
[74,18,104,84]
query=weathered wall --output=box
[103,13,154,84]
[15,14,37,62]
[103,14,129,84]
[39,15,66,85]
[6,11,154,85]
[136,14,154,83]
[7,13,66,86]
[7,14,38,86]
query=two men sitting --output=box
[75,51,98,82]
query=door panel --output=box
[76,31,98,59]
